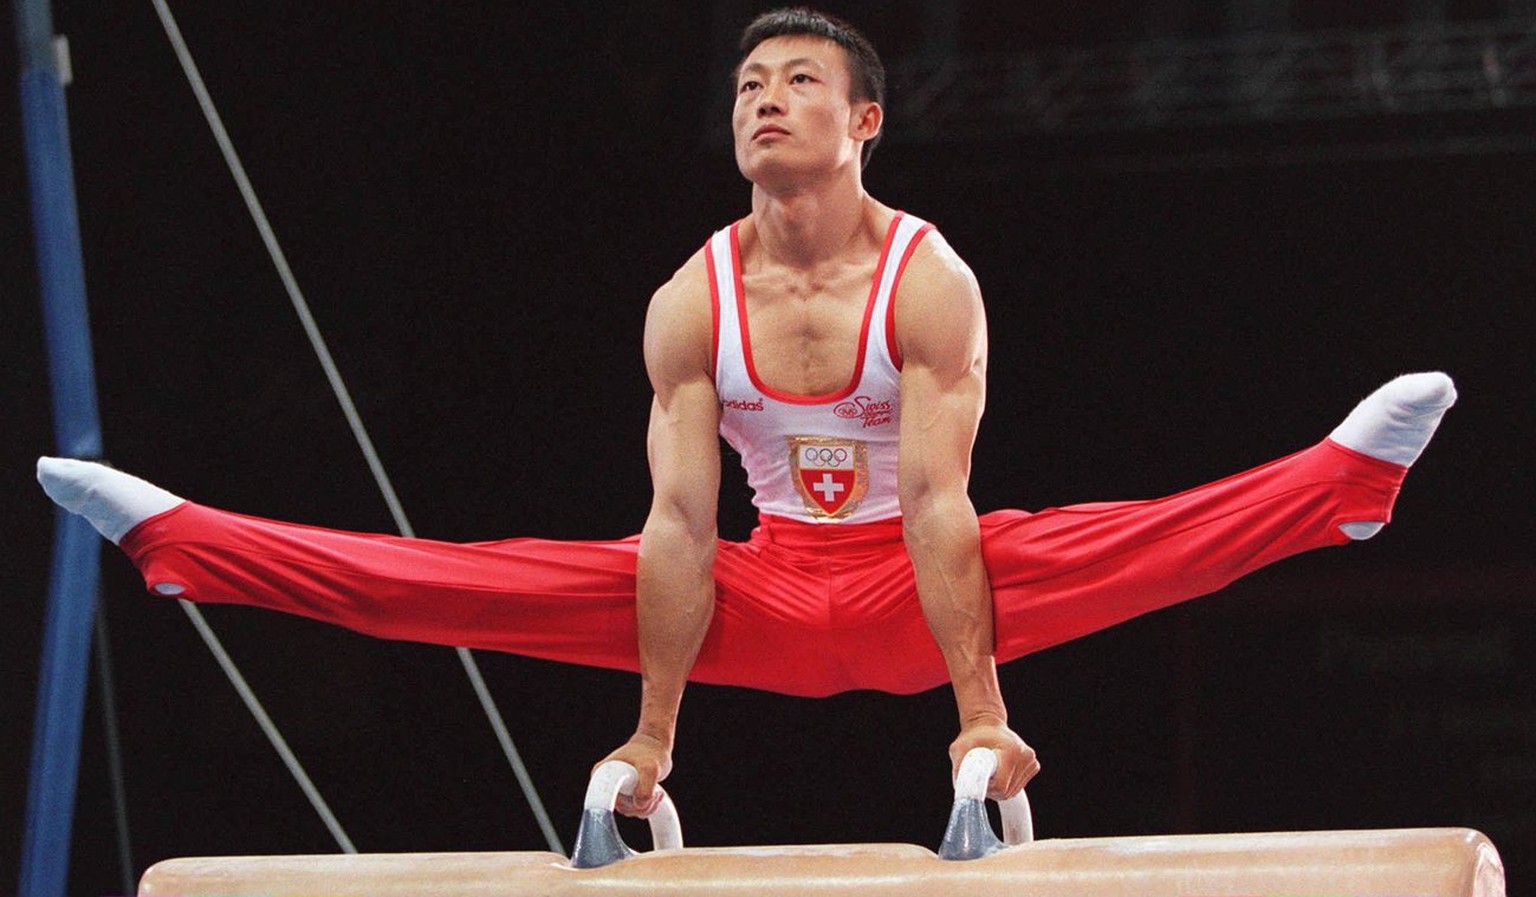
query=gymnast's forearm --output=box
[632,513,717,749]
[901,496,1007,726]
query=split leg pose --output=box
[37,371,1454,783]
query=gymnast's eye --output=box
[738,79,760,94]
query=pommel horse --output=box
[138,750,1505,896]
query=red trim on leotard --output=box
[884,221,935,372]
[706,234,723,378]
[732,213,905,405]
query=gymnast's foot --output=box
[36,457,184,545]
[1327,371,1457,539]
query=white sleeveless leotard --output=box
[709,212,935,524]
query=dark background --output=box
[4,2,1533,894]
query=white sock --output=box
[1326,372,1456,541]
[36,457,185,545]
[1328,372,1457,467]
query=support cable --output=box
[93,606,137,895]
[147,0,563,854]
[179,600,357,853]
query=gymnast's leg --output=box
[982,372,1457,662]
[33,459,831,691]
[35,458,648,671]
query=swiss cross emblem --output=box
[788,436,868,519]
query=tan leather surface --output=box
[139,828,1504,896]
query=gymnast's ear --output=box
[850,100,882,144]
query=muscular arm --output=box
[896,236,1039,800]
[599,255,720,815]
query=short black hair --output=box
[736,7,886,167]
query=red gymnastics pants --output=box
[119,439,1405,698]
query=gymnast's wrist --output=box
[630,724,675,752]
[948,659,1007,725]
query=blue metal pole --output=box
[15,0,108,894]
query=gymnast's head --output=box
[732,7,887,176]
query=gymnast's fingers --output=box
[990,745,1040,801]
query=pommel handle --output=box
[569,760,683,868]
[938,747,1034,860]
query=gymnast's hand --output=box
[596,733,672,818]
[949,717,1039,800]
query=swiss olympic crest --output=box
[788,436,868,519]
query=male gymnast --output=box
[37,8,1456,820]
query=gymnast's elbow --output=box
[899,480,980,552]
[640,499,718,571]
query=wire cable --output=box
[179,600,357,853]
[458,648,564,852]
[93,603,137,894]
[148,0,563,854]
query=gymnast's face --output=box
[732,35,879,187]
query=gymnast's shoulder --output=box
[643,247,713,371]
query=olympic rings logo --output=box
[802,446,850,465]
[833,402,861,419]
